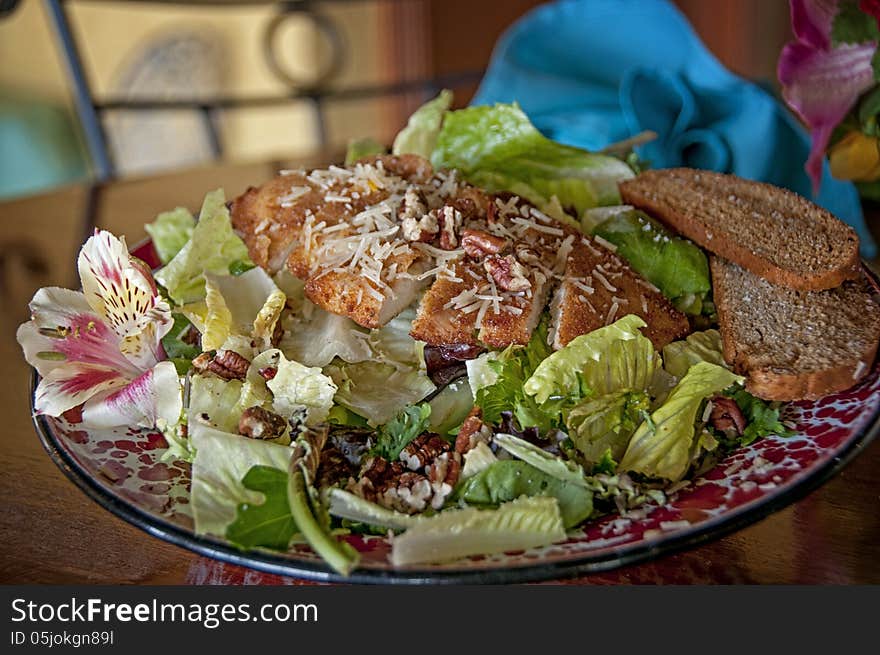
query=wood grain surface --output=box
[1,161,878,585]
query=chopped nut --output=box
[461,229,509,258]
[455,407,492,453]
[193,349,251,380]
[379,471,434,513]
[483,254,531,292]
[401,212,439,242]
[238,406,287,440]
[180,323,201,347]
[709,396,746,435]
[437,205,462,249]
[426,451,461,509]
[399,186,428,221]
[317,445,359,490]
[258,366,277,380]
[271,319,285,347]
[399,433,451,470]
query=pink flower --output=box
[778,0,877,192]
[17,230,182,429]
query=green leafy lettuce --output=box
[328,361,435,426]
[226,465,297,550]
[566,390,651,464]
[524,314,659,405]
[266,350,338,425]
[493,432,592,488]
[473,318,559,433]
[431,102,634,215]
[155,189,254,304]
[392,89,453,158]
[190,422,295,538]
[328,488,418,531]
[726,388,794,446]
[390,495,566,566]
[618,362,744,481]
[455,460,593,528]
[372,403,432,460]
[345,136,386,165]
[427,378,474,435]
[591,208,711,315]
[662,329,728,379]
[145,207,196,265]
[160,313,201,375]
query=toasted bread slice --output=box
[711,257,880,401]
[619,169,861,291]
[549,237,690,351]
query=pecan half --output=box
[483,254,531,292]
[193,350,251,380]
[426,451,462,509]
[709,397,746,435]
[455,407,492,454]
[461,229,509,259]
[378,471,434,513]
[399,433,451,471]
[238,406,287,440]
[317,445,359,490]
[437,205,462,250]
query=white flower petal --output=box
[81,361,182,429]
[34,364,128,417]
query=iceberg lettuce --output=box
[266,349,337,424]
[328,361,435,427]
[523,314,659,405]
[566,390,650,464]
[618,362,744,481]
[155,189,253,304]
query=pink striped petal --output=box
[81,361,182,429]
[77,229,172,370]
[790,0,838,49]
[18,287,140,378]
[778,40,876,191]
[34,364,128,417]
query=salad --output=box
[18,93,792,575]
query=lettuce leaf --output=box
[345,136,386,165]
[328,361,435,427]
[155,189,253,304]
[523,314,659,405]
[566,390,651,464]
[427,378,474,435]
[662,329,728,379]
[592,209,710,315]
[226,465,297,550]
[393,89,453,158]
[618,362,744,481]
[460,441,497,480]
[390,495,566,566]
[145,207,195,265]
[160,313,201,375]
[266,349,337,424]
[372,403,432,460]
[327,488,418,530]
[455,459,593,528]
[727,388,794,446]
[280,302,371,368]
[432,103,634,214]
[190,421,295,537]
[494,433,592,488]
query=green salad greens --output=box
[131,92,795,574]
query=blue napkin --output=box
[472,0,877,258]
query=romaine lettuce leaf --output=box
[427,378,473,435]
[618,362,744,481]
[524,314,659,405]
[328,488,419,531]
[155,189,253,304]
[662,329,728,379]
[566,390,651,464]
[432,103,634,214]
[345,136,386,165]
[392,89,453,158]
[145,207,195,265]
[390,495,566,566]
[592,209,710,315]
[328,361,435,426]
[455,459,593,528]
[494,433,592,488]
[190,421,295,537]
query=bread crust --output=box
[620,169,861,291]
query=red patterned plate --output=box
[29,240,880,584]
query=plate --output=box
[29,241,880,584]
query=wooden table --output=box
[1,160,878,585]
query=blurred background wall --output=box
[0,0,792,200]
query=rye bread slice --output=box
[710,257,880,401]
[619,169,861,291]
